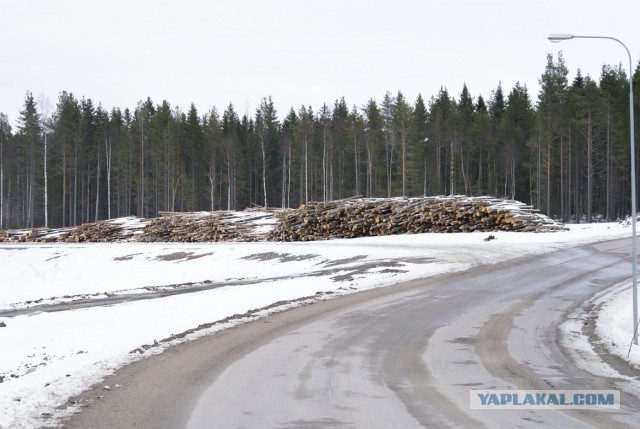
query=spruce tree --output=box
[17,92,41,227]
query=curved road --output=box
[64,238,640,428]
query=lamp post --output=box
[548,33,638,345]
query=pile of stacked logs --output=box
[267,196,566,241]
[0,219,144,243]
[0,196,565,244]
[0,210,275,244]
[138,211,271,243]
[0,227,54,243]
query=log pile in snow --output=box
[0,218,146,243]
[0,196,565,244]
[267,196,566,241]
[137,211,273,243]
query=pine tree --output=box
[362,99,385,197]
[502,83,534,201]
[280,108,298,207]
[537,53,568,218]
[488,83,506,196]
[457,84,475,195]
[413,94,429,196]
[570,74,602,221]
[331,97,350,199]
[296,106,314,203]
[222,103,240,210]
[600,64,629,219]
[393,91,413,196]
[350,105,365,198]
[381,92,396,197]
[317,103,332,201]
[471,96,491,196]
[202,106,221,211]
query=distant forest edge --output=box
[1,52,640,229]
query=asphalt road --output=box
[62,238,640,428]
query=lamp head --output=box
[548,33,574,43]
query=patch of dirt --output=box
[114,253,143,261]
[45,253,64,262]
[329,260,408,282]
[241,252,319,263]
[378,268,407,274]
[322,255,367,267]
[154,252,213,262]
[397,257,435,264]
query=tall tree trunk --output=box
[304,134,309,204]
[28,133,35,227]
[401,132,406,196]
[353,120,359,197]
[73,137,78,226]
[559,119,564,221]
[476,150,483,196]
[209,149,216,212]
[606,102,612,220]
[106,136,111,219]
[365,138,373,197]
[587,110,593,222]
[95,140,100,222]
[449,134,456,195]
[287,145,292,207]
[386,144,394,198]
[260,135,267,207]
[281,144,286,208]
[567,129,573,222]
[139,122,145,217]
[545,120,551,217]
[322,127,328,201]
[329,141,334,200]
[62,139,67,227]
[435,126,442,193]
[43,133,48,227]
[536,124,541,210]
[228,150,233,210]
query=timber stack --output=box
[138,211,271,243]
[267,196,566,241]
[0,196,565,244]
[0,218,145,243]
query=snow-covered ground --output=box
[0,222,638,428]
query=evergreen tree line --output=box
[1,52,640,229]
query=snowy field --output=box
[1,222,639,428]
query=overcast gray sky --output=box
[2,0,639,127]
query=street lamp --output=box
[548,33,638,345]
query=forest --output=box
[1,52,640,230]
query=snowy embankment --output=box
[0,221,637,428]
